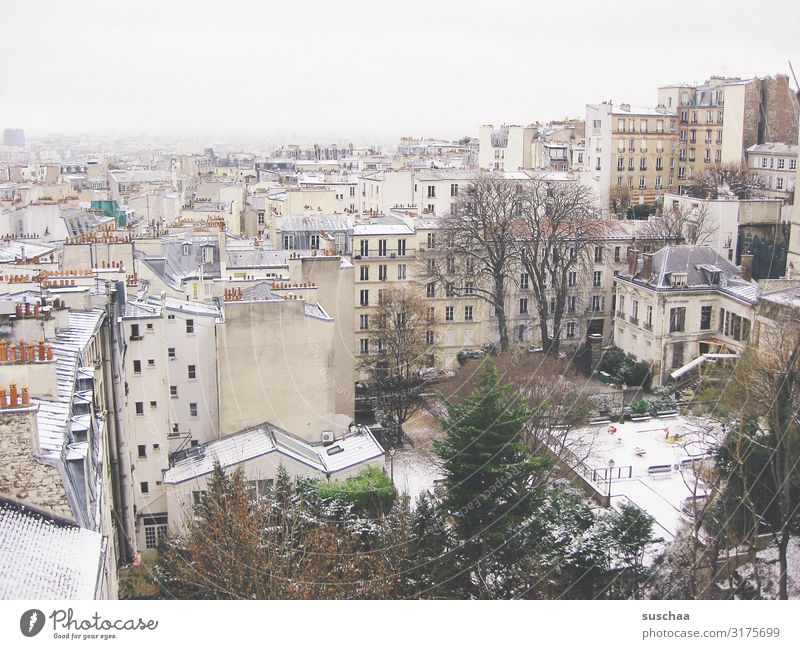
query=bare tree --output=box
[717,317,800,600]
[516,177,604,355]
[432,173,522,352]
[639,200,716,248]
[686,163,764,200]
[360,286,430,443]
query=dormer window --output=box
[201,245,215,264]
[182,243,191,255]
[670,273,687,288]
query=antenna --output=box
[790,60,800,100]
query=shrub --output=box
[313,466,396,514]
[630,399,650,415]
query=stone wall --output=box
[0,409,73,520]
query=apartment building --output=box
[413,170,478,216]
[584,102,678,213]
[746,143,797,201]
[478,124,536,171]
[0,295,120,597]
[359,170,416,214]
[613,246,758,386]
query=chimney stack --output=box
[642,253,653,281]
[626,247,640,276]
[740,252,754,282]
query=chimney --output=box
[740,252,754,282]
[642,253,653,281]
[626,247,640,276]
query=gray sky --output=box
[1,0,799,142]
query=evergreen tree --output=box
[432,359,550,596]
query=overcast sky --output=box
[1,0,798,143]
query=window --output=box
[591,295,602,312]
[777,178,784,190]
[137,445,147,458]
[150,400,157,409]
[141,481,149,494]
[426,283,435,298]
[519,298,528,314]
[130,324,141,340]
[445,306,454,321]
[669,307,686,333]
[378,264,387,281]
[168,347,176,359]
[594,246,603,263]
[672,342,685,369]
[465,282,475,295]
[397,264,406,280]
[593,271,602,288]
[700,305,712,330]
[360,266,369,281]
[359,314,369,330]
[350,186,356,197]
[378,239,387,257]
[144,515,168,550]
[147,359,155,368]
[189,403,198,417]
[446,257,455,274]
[639,177,646,190]
[565,322,576,339]
[520,273,529,289]
[446,282,455,297]
[427,307,435,322]
[133,360,141,374]
[632,300,639,323]
[568,271,577,287]
[617,158,624,171]
[135,402,144,416]
[646,305,653,328]
[309,234,320,250]
[360,289,369,306]
[568,296,577,313]
[426,259,436,275]
[426,330,434,345]
[791,159,797,170]
[186,320,194,334]
[614,246,621,262]
[188,364,196,380]
[146,323,154,332]
[360,240,369,257]
[450,183,459,197]
[427,232,436,249]
[427,185,436,198]
[617,294,625,316]
[397,239,406,256]
[592,119,601,128]
[359,338,369,355]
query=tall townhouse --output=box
[584,102,678,213]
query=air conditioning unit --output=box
[321,431,335,446]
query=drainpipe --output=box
[103,281,136,563]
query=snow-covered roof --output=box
[0,498,104,599]
[164,423,384,484]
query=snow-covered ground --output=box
[732,537,800,599]
[387,409,444,501]
[575,417,721,540]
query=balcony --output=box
[629,316,639,325]
[615,310,626,319]
[643,322,653,332]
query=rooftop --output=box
[0,498,104,599]
[163,422,384,484]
